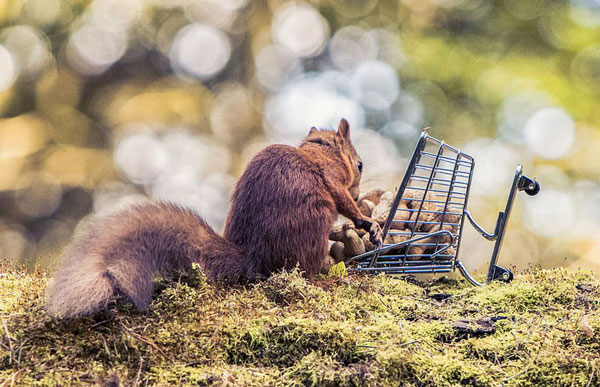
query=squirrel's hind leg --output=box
[106,257,154,311]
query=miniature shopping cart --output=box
[346,131,540,286]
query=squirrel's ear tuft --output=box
[337,118,350,141]
[308,126,318,135]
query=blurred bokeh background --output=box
[0,0,599,275]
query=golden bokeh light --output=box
[0,0,598,273]
[0,114,47,159]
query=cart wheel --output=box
[524,180,540,196]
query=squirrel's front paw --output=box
[355,217,383,247]
[369,221,383,247]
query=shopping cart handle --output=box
[465,210,503,241]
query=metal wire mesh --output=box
[348,131,540,285]
[353,133,475,274]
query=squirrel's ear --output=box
[308,127,318,135]
[337,118,350,141]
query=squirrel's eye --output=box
[357,160,363,173]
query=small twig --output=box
[400,295,441,307]
[585,363,595,387]
[510,331,528,359]
[0,370,22,387]
[377,297,389,309]
[501,369,527,382]
[0,370,21,387]
[397,320,438,356]
[119,323,173,363]
[419,338,444,354]
[91,319,110,328]
[209,317,225,345]
[357,344,379,349]
[133,356,145,387]
[101,336,111,358]
[493,352,504,371]
[16,338,31,366]
[1,315,14,365]
[442,288,478,303]
[113,340,120,360]
[399,339,419,347]
[4,313,25,321]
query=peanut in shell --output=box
[330,241,346,262]
[371,191,394,225]
[358,199,375,217]
[329,220,355,242]
[343,229,365,257]
[362,233,377,252]
[358,188,386,206]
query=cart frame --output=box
[346,132,540,286]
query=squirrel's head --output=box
[302,118,363,201]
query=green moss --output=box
[220,317,364,366]
[467,269,580,315]
[0,267,598,386]
[260,267,327,306]
[284,352,375,387]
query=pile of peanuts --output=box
[325,188,460,268]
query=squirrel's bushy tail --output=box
[47,253,116,318]
[46,202,248,319]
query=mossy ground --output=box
[1,265,599,386]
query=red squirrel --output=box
[46,119,383,318]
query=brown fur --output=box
[46,119,383,318]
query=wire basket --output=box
[346,131,540,286]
